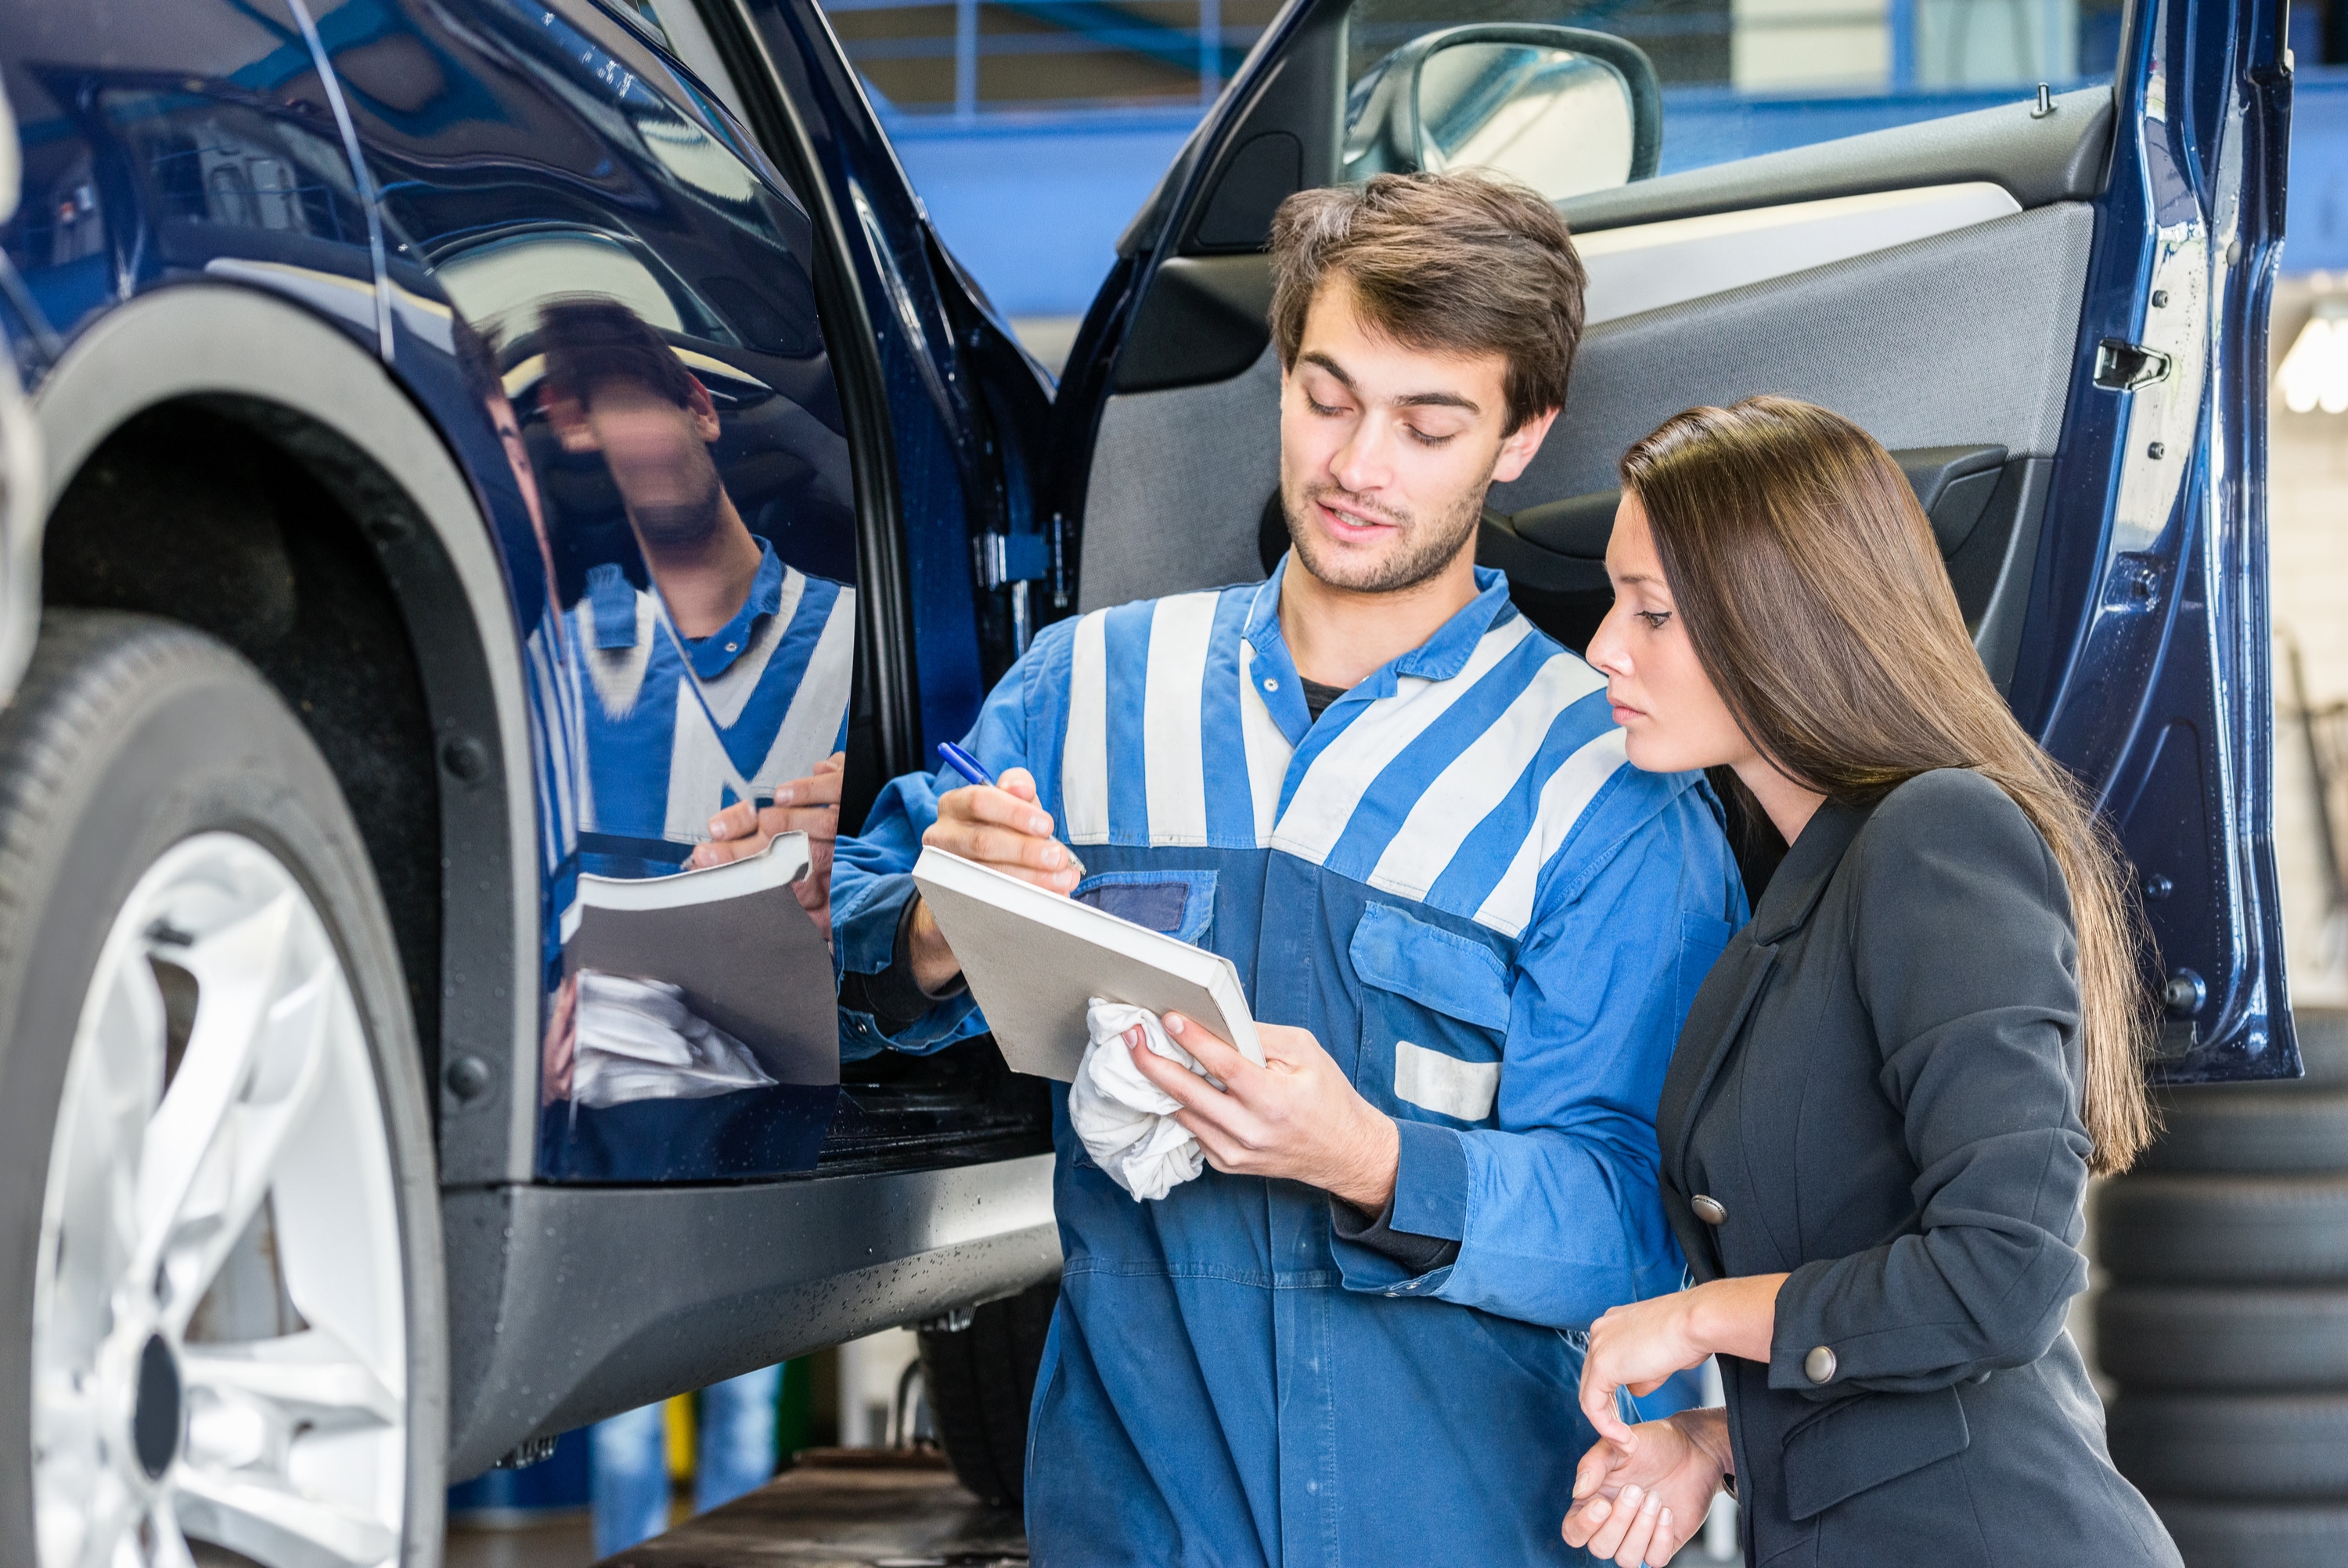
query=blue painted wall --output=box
[890,107,1198,318]
[2290,68,2348,274]
[889,66,2348,319]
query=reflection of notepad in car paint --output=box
[562,831,837,1088]
[912,847,1261,1083]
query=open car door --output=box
[1048,0,2295,1083]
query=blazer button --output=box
[1691,1194,1727,1225]
[1805,1345,1838,1385]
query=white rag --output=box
[570,970,778,1109]
[1068,998,1213,1201]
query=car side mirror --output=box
[1343,24,1662,201]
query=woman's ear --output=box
[1493,405,1561,484]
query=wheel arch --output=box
[27,283,540,1188]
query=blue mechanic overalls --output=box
[833,562,1745,1566]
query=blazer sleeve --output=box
[1767,769,2094,1400]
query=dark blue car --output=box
[0,0,2293,1561]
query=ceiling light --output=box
[2278,297,2348,415]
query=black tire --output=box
[2293,1009,2348,1087]
[0,613,446,1565]
[2108,1394,2348,1501]
[2147,1498,2348,1568]
[2095,1174,2348,1286]
[2097,1286,2348,1391]
[917,1276,1061,1509]
[2139,1086,2348,1175]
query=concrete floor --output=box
[444,1448,1737,1566]
[603,1451,1023,1567]
[445,1515,596,1568]
[444,1452,1023,1568]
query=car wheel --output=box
[917,1278,1058,1509]
[0,612,445,1568]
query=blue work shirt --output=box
[570,538,855,845]
[524,598,585,966]
[832,562,1745,1566]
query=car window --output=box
[1345,0,2129,187]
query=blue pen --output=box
[938,743,1086,879]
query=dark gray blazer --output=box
[1655,769,2179,1567]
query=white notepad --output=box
[912,846,1262,1082]
[560,832,839,1088]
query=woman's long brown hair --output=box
[1622,396,2155,1174]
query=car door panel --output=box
[1575,182,2023,325]
[719,0,1041,743]
[1496,202,2093,508]
[1470,446,2047,672]
[1075,51,2113,617]
[1082,343,1280,612]
[1079,199,2092,617]
[1560,85,2116,235]
[1055,0,2292,1079]
[1097,83,2116,406]
[701,0,1070,1162]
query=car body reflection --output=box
[312,0,859,1178]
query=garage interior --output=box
[425,4,2348,1565]
[424,282,2348,1568]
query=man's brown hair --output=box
[1267,171,1586,433]
[538,295,699,412]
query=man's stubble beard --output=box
[627,460,726,552]
[1281,464,1493,595]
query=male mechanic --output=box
[537,297,855,849]
[733,172,1744,1563]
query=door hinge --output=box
[2094,338,2173,391]
[976,530,1051,590]
[978,531,1053,654]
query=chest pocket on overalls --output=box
[1351,903,1511,1126]
[1072,870,1216,945]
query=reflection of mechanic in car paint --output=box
[535,297,855,847]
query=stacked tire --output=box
[2097,1009,2348,1566]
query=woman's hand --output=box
[1579,1291,1712,1446]
[1562,1407,1731,1567]
[1579,1274,1786,1444]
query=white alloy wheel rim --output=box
[32,833,407,1568]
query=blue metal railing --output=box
[827,0,1257,120]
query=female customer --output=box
[1560,397,2179,1568]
